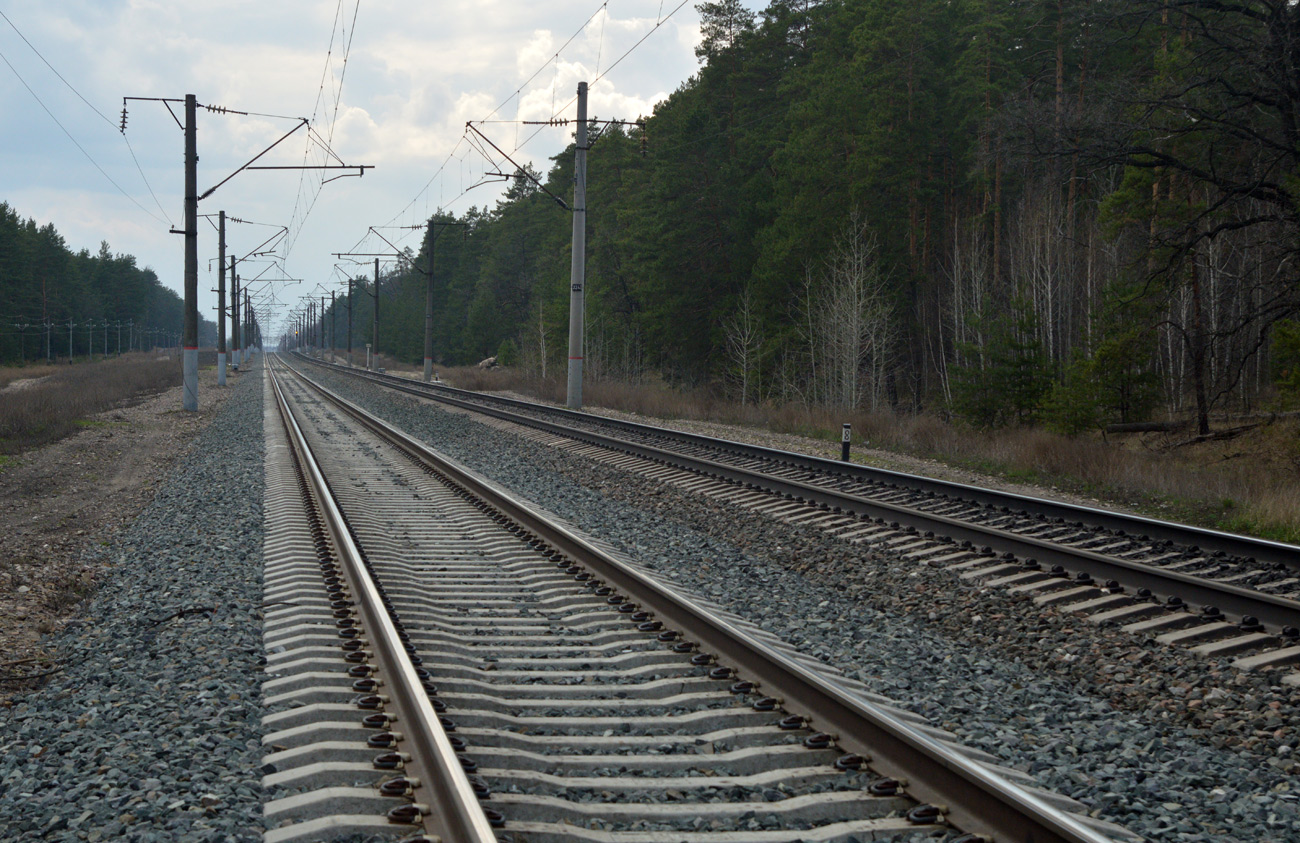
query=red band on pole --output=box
[184,346,199,350]
[568,356,584,360]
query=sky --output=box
[0,1,753,340]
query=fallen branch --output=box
[0,665,64,682]
[149,606,216,627]
[1167,423,1262,449]
[0,656,53,669]
[1104,420,1189,434]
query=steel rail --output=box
[281,355,1126,843]
[294,354,1300,570]
[288,355,1300,631]
[267,359,499,843]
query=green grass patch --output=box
[1222,517,1300,544]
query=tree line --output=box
[318,0,1300,432]
[0,202,216,364]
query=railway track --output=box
[261,356,1136,842]
[289,354,1300,683]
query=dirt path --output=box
[0,367,242,697]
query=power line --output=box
[385,0,694,230]
[0,9,174,225]
[513,0,692,154]
[286,0,362,257]
[0,47,170,226]
[381,0,629,229]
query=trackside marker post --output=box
[841,423,851,462]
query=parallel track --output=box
[262,356,1134,842]
[288,355,1300,676]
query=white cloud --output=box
[0,0,737,338]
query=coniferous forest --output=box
[0,202,216,362]
[323,0,1298,434]
[9,1,1300,436]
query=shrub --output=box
[0,354,179,453]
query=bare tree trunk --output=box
[724,285,763,404]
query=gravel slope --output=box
[308,365,1300,843]
[0,366,266,843]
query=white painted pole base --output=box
[183,348,198,411]
[567,358,583,409]
[217,352,227,386]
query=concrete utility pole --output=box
[347,278,354,366]
[182,94,198,411]
[330,289,336,362]
[320,296,327,358]
[372,258,380,371]
[217,210,227,386]
[567,81,589,409]
[231,257,240,368]
[424,230,435,381]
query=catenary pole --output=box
[231,257,240,368]
[423,228,434,382]
[217,210,227,385]
[372,258,379,371]
[182,94,198,410]
[566,81,589,409]
[347,278,353,366]
[330,289,336,362]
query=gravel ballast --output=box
[306,364,1300,843]
[0,366,266,843]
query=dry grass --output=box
[441,367,1300,543]
[0,354,180,454]
[0,363,61,390]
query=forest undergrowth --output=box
[438,364,1300,544]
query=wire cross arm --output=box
[194,116,375,200]
[465,122,568,210]
[247,164,374,187]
